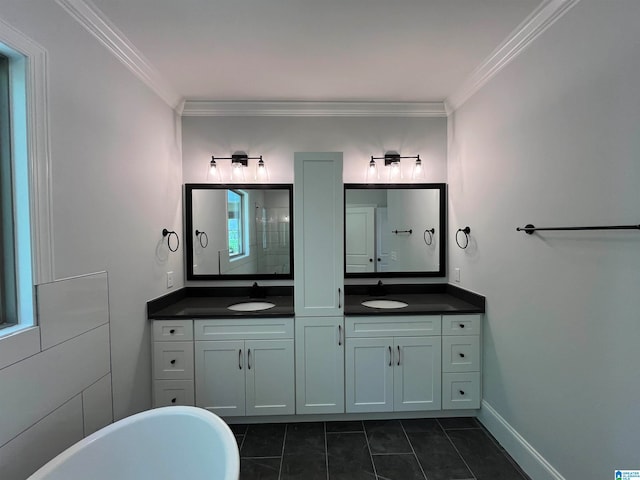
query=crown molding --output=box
[55,0,183,110]
[446,0,581,113]
[181,101,447,117]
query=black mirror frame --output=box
[343,183,447,278]
[185,183,294,281]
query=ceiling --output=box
[90,0,543,104]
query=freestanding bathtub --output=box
[27,406,240,480]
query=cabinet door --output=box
[195,340,245,416]
[245,339,295,416]
[295,317,344,414]
[345,337,393,413]
[394,337,441,411]
[294,152,344,316]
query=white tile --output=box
[0,324,110,447]
[82,374,113,436]
[0,327,41,371]
[0,395,84,480]
[37,272,109,350]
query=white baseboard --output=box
[478,400,566,480]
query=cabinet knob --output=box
[459,324,465,329]
[459,390,465,396]
[169,329,176,334]
[171,398,177,404]
[459,353,465,358]
[170,359,176,365]
[377,258,381,262]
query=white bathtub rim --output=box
[27,406,240,480]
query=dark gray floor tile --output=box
[437,417,480,430]
[408,430,473,480]
[326,420,364,433]
[447,429,527,480]
[284,422,326,456]
[281,452,327,480]
[240,457,281,480]
[327,432,376,480]
[401,418,441,433]
[373,454,426,480]
[230,423,249,434]
[364,420,412,454]
[241,423,286,458]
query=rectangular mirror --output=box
[344,183,446,278]
[185,184,293,280]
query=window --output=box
[227,189,244,257]
[0,42,35,335]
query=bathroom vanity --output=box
[149,153,484,420]
[147,284,484,419]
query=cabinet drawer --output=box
[442,336,480,372]
[194,318,294,340]
[153,380,194,407]
[153,320,194,341]
[442,372,480,409]
[345,315,441,338]
[153,342,194,379]
[442,315,481,335]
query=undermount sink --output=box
[361,299,409,309]
[227,301,276,312]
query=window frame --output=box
[0,18,53,366]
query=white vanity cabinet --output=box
[294,152,344,317]
[442,314,481,409]
[151,320,195,407]
[345,316,442,413]
[295,316,345,414]
[194,318,295,417]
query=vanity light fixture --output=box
[411,155,425,181]
[255,156,269,181]
[366,157,379,182]
[208,156,221,181]
[369,153,423,181]
[208,153,265,182]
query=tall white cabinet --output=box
[293,152,345,414]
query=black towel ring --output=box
[423,228,435,246]
[162,228,179,252]
[456,227,471,249]
[195,230,209,248]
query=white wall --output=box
[182,116,447,184]
[448,1,640,478]
[0,0,183,432]
[182,115,447,284]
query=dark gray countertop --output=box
[146,284,484,320]
[147,286,294,319]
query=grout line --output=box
[362,421,379,480]
[324,421,329,480]
[277,423,287,480]
[439,424,477,480]
[400,421,429,480]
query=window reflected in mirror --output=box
[185,184,293,280]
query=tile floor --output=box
[230,417,531,480]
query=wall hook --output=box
[162,228,180,252]
[456,226,471,249]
